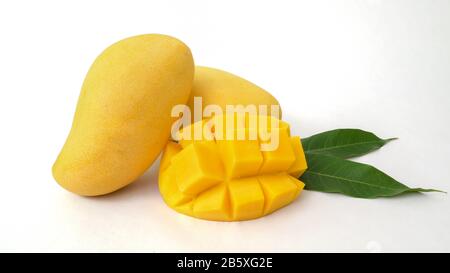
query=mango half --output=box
[159,115,307,221]
[53,34,194,196]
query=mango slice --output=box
[158,115,308,221]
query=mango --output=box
[53,34,194,196]
[187,66,281,119]
[159,115,307,221]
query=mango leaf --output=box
[301,129,396,159]
[300,153,444,198]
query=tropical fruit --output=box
[187,66,281,120]
[159,114,307,221]
[53,34,194,196]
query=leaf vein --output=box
[305,140,384,154]
[305,170,405,192]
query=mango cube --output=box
[246,114,290,135]
[160,142,182,171]
[259,129,296,174]
[289,176,306,199]
[171,142,224,195]
[228,178,265,220]
[193,183,230,221]
[217,137,263,179]
[159,165,193,207]
[175,201,194,216]
[258,174,302,214]
[287,136,308,178]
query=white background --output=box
[0,0,449,252]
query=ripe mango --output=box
[188,66,281,118]
[159,115,307,221]
[53,34,194,196]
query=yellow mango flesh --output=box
[211,114,291,140]
[217,138,263,179]
[158,116,307,221]
[228,177,265,220]
[287,136,308,178]
[53,34,194,196]
[171,142,224,195]
[188,66,281,119]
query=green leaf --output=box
[300,153,444,198]
[301,129,396,159]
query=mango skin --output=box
[188,66,281,118]
[53,34,194,196]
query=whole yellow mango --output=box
[53,34,194,196]
[187,66,281,118]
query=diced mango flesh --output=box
[228,177,264,220]
[171,142,224,195]
[159,116,307,221]
[259,129,296,174]
[258,174,303,214]
[158,165,193,207]
[217,137,263,179]
[193,183,231,221]
[287,136,308,178]
[160,142,182,171]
